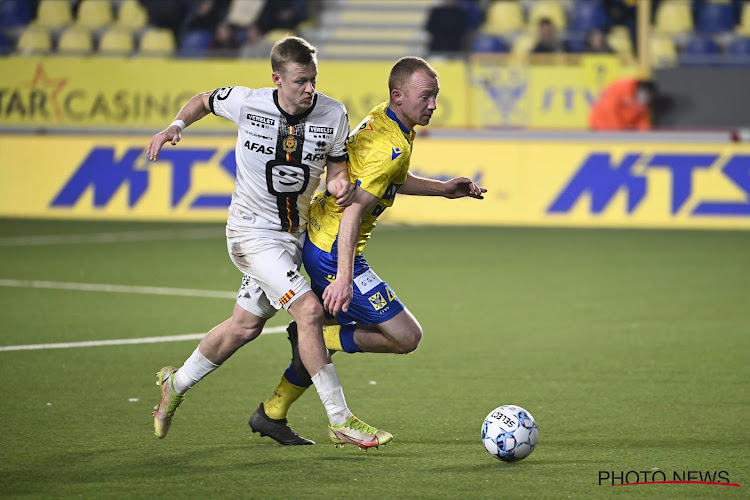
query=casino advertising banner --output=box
[1,135,748,229]
[0,57,468,131]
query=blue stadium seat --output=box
[471,34,509,53]
[179,29,214,56]
[725,36,750,66]
[681,34,722,66]
[696,1,736,34]
[569,0,608,34]
[0,0,32,28]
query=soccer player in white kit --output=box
[147,37,391,449]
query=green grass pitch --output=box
[0,219,748,498]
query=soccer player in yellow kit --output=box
[249,57,486,446]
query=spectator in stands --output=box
[589,77,658,131]
[253,0,307,35]
[185,0,232,33]
[582,28,614,53]
[139,0,185,38]
[239,23,273,58]
[531,17,566,53]
[425,0,470,54]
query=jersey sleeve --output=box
[354,137,404,199]
[327,107,349,163]
[208,86,252,126]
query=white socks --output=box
[173,347,220,395]
[312,363,353,426]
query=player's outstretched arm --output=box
[322,187,378,317]
[400,172,486,199]
[147,91,213,161]
[324,160,355,207]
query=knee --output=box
[228,315,263,343]
[394,325,423,354]
[293,297,324,328]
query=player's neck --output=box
[386,105,414,134]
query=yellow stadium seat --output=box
[528,0,567,31]
[607,26,633,56]
[481,1,524,36]
[650,34,678,68]
[98,27,134,55]
[115,0,148,31]
[16,26,52,54]
[736,1,750,36]
[57,26,94,54]
[139,28,176,56]
[226,0,265,27]
[653,0,693,36]
[264,29,295,45]
[33,0,73,30]
[76,0,113,30]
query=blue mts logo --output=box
[548,153,750,216]
[51,148,236,208]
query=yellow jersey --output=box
[308,102,415,255]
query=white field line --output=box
[0,228,221,246]
[0,279,237,299]
[0,326,287,352]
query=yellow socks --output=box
[263,375,308,420]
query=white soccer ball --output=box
[481,405,539,462]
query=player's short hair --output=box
[271,37,317,74]
[388,57,438,94]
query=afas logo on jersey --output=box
[244,141,274,154]
[548,152,750,216]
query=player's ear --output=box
[391,88,403,104]
[272,71,282,87]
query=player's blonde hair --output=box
[388,57,438,94]
[271,37,317,74]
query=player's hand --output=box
[322,278,353,318]
[331,178,355,207]
[147,125,182,161]
[444,176,486,199]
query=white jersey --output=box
[209,86,349,233]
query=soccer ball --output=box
[481,405,539,462]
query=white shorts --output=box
[226,227,311,318]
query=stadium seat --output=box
[568,0,608,34]
[139,28,176,56]
[33,0,73,30]
[98,27,134,55]
[736,2,750,36]
[226,0,265,27]
[115,0,148,31]
[481,1,524,37]
[57,26,94,55]
[650,34,678,68]
[696,1,736,34]
[16,26,52,55]
[653,0,693,36]
[264,29,294,45]
[179,29,214,56]
[607,26,633,57]
[0,0,33,29]
[471,34,509,53]
[725,36,750,65]
[681,34,722,66]
[527,0,568,31]
[459,0,484,31]
[76,0,114,30]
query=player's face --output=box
[273,62,318,115]
[402,71,439,128]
